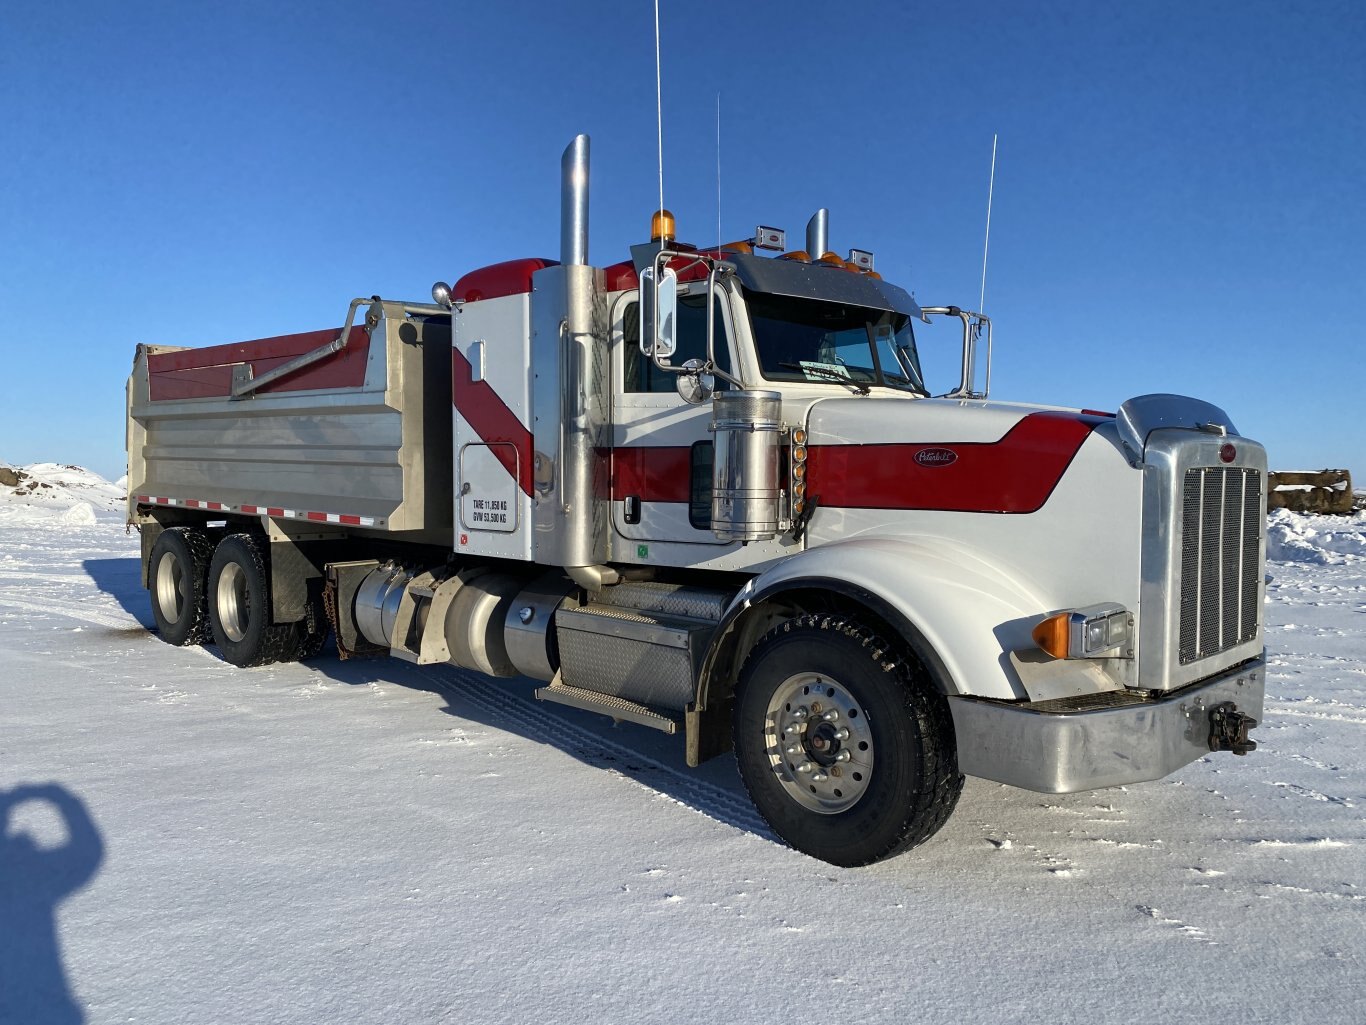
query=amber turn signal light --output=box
[1032,613,1071,660]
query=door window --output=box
[623,292,732,393]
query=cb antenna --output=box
[654,0,665,227]
[716,92,722,250]
[978,133,998,315]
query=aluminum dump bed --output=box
[127,298,452,542]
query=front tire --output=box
[148,527,213,646]
[208,533,301,667]
[733,614,963,866]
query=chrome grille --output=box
[1179,467,1261,664]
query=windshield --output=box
[746,290,927,395]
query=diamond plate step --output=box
[589,581,730,621]
[534,681,679,734]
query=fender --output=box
[698,536,1048,708]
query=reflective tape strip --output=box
[139,496,374,527]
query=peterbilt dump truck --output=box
[127,135,1265,866]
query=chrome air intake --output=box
[710,390,782,542]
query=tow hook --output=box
[1208,702,1258,755]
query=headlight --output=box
[1032,603,1134,660]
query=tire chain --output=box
[179,528,216,645]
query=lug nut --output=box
[834,727,850,741]
[822,710,840,722]
[785,744,801,756]
[795,761,815,774]
[791,707,809,722]
[834,750,852,763]
[812,772,829,782]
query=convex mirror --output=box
[674,358,715,404]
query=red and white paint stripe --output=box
[135,495,376,527]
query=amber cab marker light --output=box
[1032,613,1070,660]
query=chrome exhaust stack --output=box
[561,134,591,266]
[533,135,615,582]
[806,208,829,259]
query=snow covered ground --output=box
[2,474,1363,1024]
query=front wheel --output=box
[208,533,303,667]
[733,614,963,866]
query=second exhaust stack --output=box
[806,208,829,259]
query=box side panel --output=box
[128,304,452,540]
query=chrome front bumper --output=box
[948,657,1265,794]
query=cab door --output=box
[610,282,736,549]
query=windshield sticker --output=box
[797,360,850,380]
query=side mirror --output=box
[674,358,715,404]
[639,265,678,358]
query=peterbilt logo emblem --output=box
[914,447,958,467]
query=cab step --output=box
[534,679,679,734]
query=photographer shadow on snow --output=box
[0,783,104,1025]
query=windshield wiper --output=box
[778,362,870,395]
[882,373,930,398]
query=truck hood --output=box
[802,396,1115,514]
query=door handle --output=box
[623,495,641,525]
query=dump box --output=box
[127,298,452,541]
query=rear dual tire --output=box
[208,533,312,668]
[149,527,214,646]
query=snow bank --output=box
[0,462,125,526]
[1266,507,1366,565]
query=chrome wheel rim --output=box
[765,672,874,814]
[154,551,186,625]
[215,562,249,643]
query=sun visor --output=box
[727,252,922,319]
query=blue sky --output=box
[3,1,1362,481]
